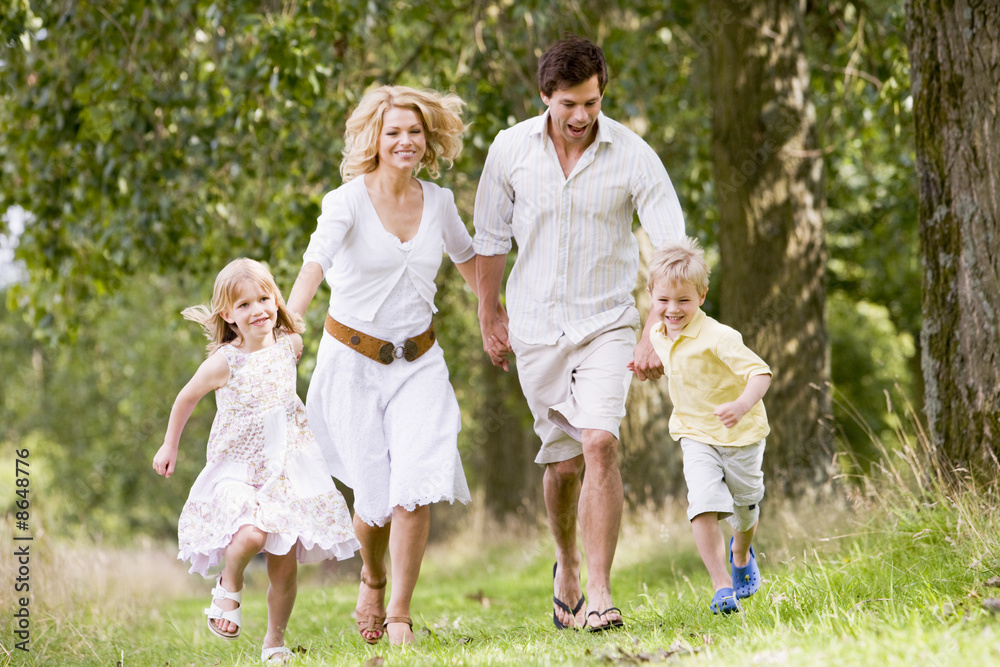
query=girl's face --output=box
[377,107,426,173]
[221,281,279,349]
[649,279,705,339]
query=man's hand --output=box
[631,335,664,381]
[479,303,512,371]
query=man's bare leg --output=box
[579,428,623,629]
[544,455,585,628]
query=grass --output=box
[4,434,1000,666]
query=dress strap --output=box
[217,344,242,373]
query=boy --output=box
[631,237,771,614]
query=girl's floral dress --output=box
[177,332,359,575]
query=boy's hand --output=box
[713,401,748,429]
[153,444,178,478]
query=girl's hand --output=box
[153,444,178,478]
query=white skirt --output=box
[306,330,471,526]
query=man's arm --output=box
[632,308,664,381]
[476,253,512,372]
[632,142,686,246]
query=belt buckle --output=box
[402,338,419,362]
[378,342,395,365]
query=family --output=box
[152,35,771,663]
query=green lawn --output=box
[4,460,1000,666]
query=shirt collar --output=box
[654,308,707,342]
[679,308,707,339]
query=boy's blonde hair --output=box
[182,258,304,355]
[340,85,466,182]
[647,236,710,296]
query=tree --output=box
[906,0,1000,475]
[708,0,833,484]
[2,0,926,530]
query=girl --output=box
[153,258,359,664]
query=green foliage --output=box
[1,0,923,529]
[805,1,921,455]
[0,275,214,539]
[828,293,914,463]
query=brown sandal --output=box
[356,574,387,645]
[383,616,414,645]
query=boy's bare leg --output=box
[691,513,731,591]
[731,520,758,567]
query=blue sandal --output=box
[730,537,761,599]
[710,587,739,614]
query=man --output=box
[473,35,685,631]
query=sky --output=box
[1,205,27,287]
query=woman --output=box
[287,85,493,646]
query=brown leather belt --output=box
[325,315,436,365]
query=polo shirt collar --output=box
[677,308,707,339]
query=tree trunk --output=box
[907,0,1000,475]
[709,0,832,486]
[471,357,543,519]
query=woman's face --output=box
[377,107,426,172]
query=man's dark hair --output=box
[537,35,608,97]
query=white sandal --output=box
[204,575,242,639]
[261,646,294,663]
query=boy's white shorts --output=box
[680,437,765,532]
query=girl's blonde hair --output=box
[339,85,466,182]
[647,236,710,296]
[183,258,304,355]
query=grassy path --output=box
[4,477,1000,666]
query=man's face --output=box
[541,75,603,148]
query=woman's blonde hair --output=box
[339,85,466,182]
[647,236,710,296]
[182,258,304,355]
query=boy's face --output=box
[649,279,705,338]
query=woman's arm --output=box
[287,261,325,318]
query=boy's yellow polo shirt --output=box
[650,309,771,447]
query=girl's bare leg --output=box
[213,525,267,635]
[262,549,298,651]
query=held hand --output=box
[485,332,512,371]
[479,305,512,372]
[713,401,747,429]
[153,444,178,478]
[631,337,664,381]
